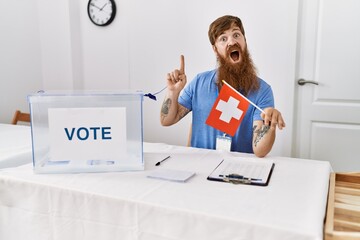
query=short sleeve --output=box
[252,82,274,121]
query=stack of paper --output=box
[147,169,196,183]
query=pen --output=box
[220,174,262,181]
[155,155,171,166]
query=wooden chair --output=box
[11,110,31,125]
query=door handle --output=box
[297,78,319,86]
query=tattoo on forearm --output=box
[178,107,190,120]
[253,125,270,147]
[161,99,190,122]
[161,98,171,116]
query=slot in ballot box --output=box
[27,91,144,173]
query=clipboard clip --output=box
[222,173,262,185]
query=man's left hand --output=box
[261,107,286,130]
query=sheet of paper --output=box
[147,169,196,183]
[48,107,127,161]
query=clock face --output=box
[87,0,116,26]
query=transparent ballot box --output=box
[28,91,144,173]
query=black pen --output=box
[220,174,261,181]
[155,155,171,166]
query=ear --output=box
[212,45,217,53]
[212,45,220,60]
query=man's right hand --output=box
[161,55,190,126]
[166,55,187,92]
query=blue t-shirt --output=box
[178,69,274,153]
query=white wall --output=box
[1,0,298,157]
[0,0,43,121]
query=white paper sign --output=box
[48,107,127,161]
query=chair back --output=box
[11,110,30,125]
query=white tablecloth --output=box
[0,142,332,240]
[0,123,32,168]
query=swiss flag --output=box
[206,81,250,136]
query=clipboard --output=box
[207,158,275,186]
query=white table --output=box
[0,143,332,240]
[0,123,32,168]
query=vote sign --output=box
[48,107,127,161]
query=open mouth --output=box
[230,50,240,61]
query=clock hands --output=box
[100,3,108,11]
[90,2,110,14]
[90,2,101,10]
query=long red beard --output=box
[217,47,259,96]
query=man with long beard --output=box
[160,15,285,157]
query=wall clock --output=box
[87,0,116,26]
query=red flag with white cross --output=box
[206,81,251,136]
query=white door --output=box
[294,0,360,172]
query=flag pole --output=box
[222,80,265,114]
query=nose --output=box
[227,36,237,47]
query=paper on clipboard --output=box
[207,158,275,186]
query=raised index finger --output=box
[180,55,185,74]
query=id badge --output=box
[216,134,232,151]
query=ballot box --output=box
[27,91,144,173]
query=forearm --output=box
[252,107,285,157]
[161,55,188,126]
[160,92,189,126]
[252,122,275,158]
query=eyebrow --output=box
[231,27,241,32]
[219,27,242,36]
